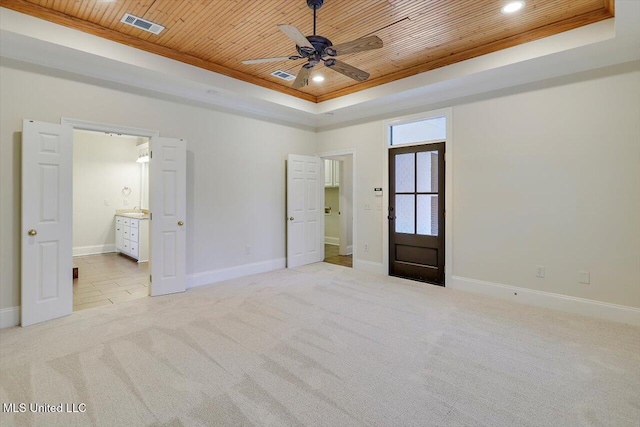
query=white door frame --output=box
[317,149,357,264]
[381,108,453,286]
[61,118,160,139]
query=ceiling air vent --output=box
[120,13,165,35]
[270,70,296,81]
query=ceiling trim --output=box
[0,0,317,102]
[0,0,615,104]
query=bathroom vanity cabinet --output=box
[115,215,149,262]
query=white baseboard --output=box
[73,244,116,256]
[0,306,20,328]
[450,276,640,327]
[354,259,384,275]
[324,237,339,246]
[187,258,286,289]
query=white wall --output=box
[73,130,143,255]
[317,62,640,309]
[0,60,316,310]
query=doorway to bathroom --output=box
[71,129,151,311]
[21,118,187,326]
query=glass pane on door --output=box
[417,195,438,236]
[417,151,438,193]
[395,153,415,193]
[395,195,415,234]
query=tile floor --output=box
[72,253,149,311]
[324,244,353,268]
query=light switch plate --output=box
[579,271,590,284]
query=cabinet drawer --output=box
[129,228,138,242]
[123,241,129,252]
[123,226,130,239]
[116,216,123,225]
[129,242,138,257]
[123,218,130,226]
[130,219,139,229]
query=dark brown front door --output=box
[389,143,445,285]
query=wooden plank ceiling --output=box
[1,0,614,103]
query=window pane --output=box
[395,153,415,193]
[417,195,438,236]
[395,195,415,234]
[391,116,446,146]
[417,151,438,193]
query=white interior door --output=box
[21,120,73,326]
[287,154,324,268]
[149,137,186,296]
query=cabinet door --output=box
[324,159,333,187]
[115,222,124,251]
[333,160,340,187]
[129,241,139,258]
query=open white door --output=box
[21,120,73,326]
[149,137,187,296]
[287,154,324,268]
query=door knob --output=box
[177,221,184,226]
[27,229,37,236]
[289,217,294,221]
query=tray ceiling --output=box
[0,0,614,103]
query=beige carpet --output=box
[1,263,638,426]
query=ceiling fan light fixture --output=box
[312,75,325,82]
[501,1,525,14]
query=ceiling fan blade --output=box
[278,24,314,50]
[292,65,311,89]
[325,59,370,82]
[325,36,383,56]
[242,56,300,65]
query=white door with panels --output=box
[287,154,324,268]
[149,137,187,296]
[21,120,73,326]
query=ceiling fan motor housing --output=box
[296,35,333,62]
[306,0,324,10]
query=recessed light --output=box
[312,75,325,83]
[501,1,525,14]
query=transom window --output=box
[390,116,446,146]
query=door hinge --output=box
[150,212,152,220]
[444,153,446,161]
[149,275,152,283]
[150,151,152,159]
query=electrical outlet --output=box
[364,203,372,210]
[536,265,545,278]
[376,201,382,210]
[364,244,369,252]
[246,245,251,255]
[123,199,129,206]
[579,271,590,284]
[104,199,110,206]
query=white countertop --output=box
[117,213,150,220]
